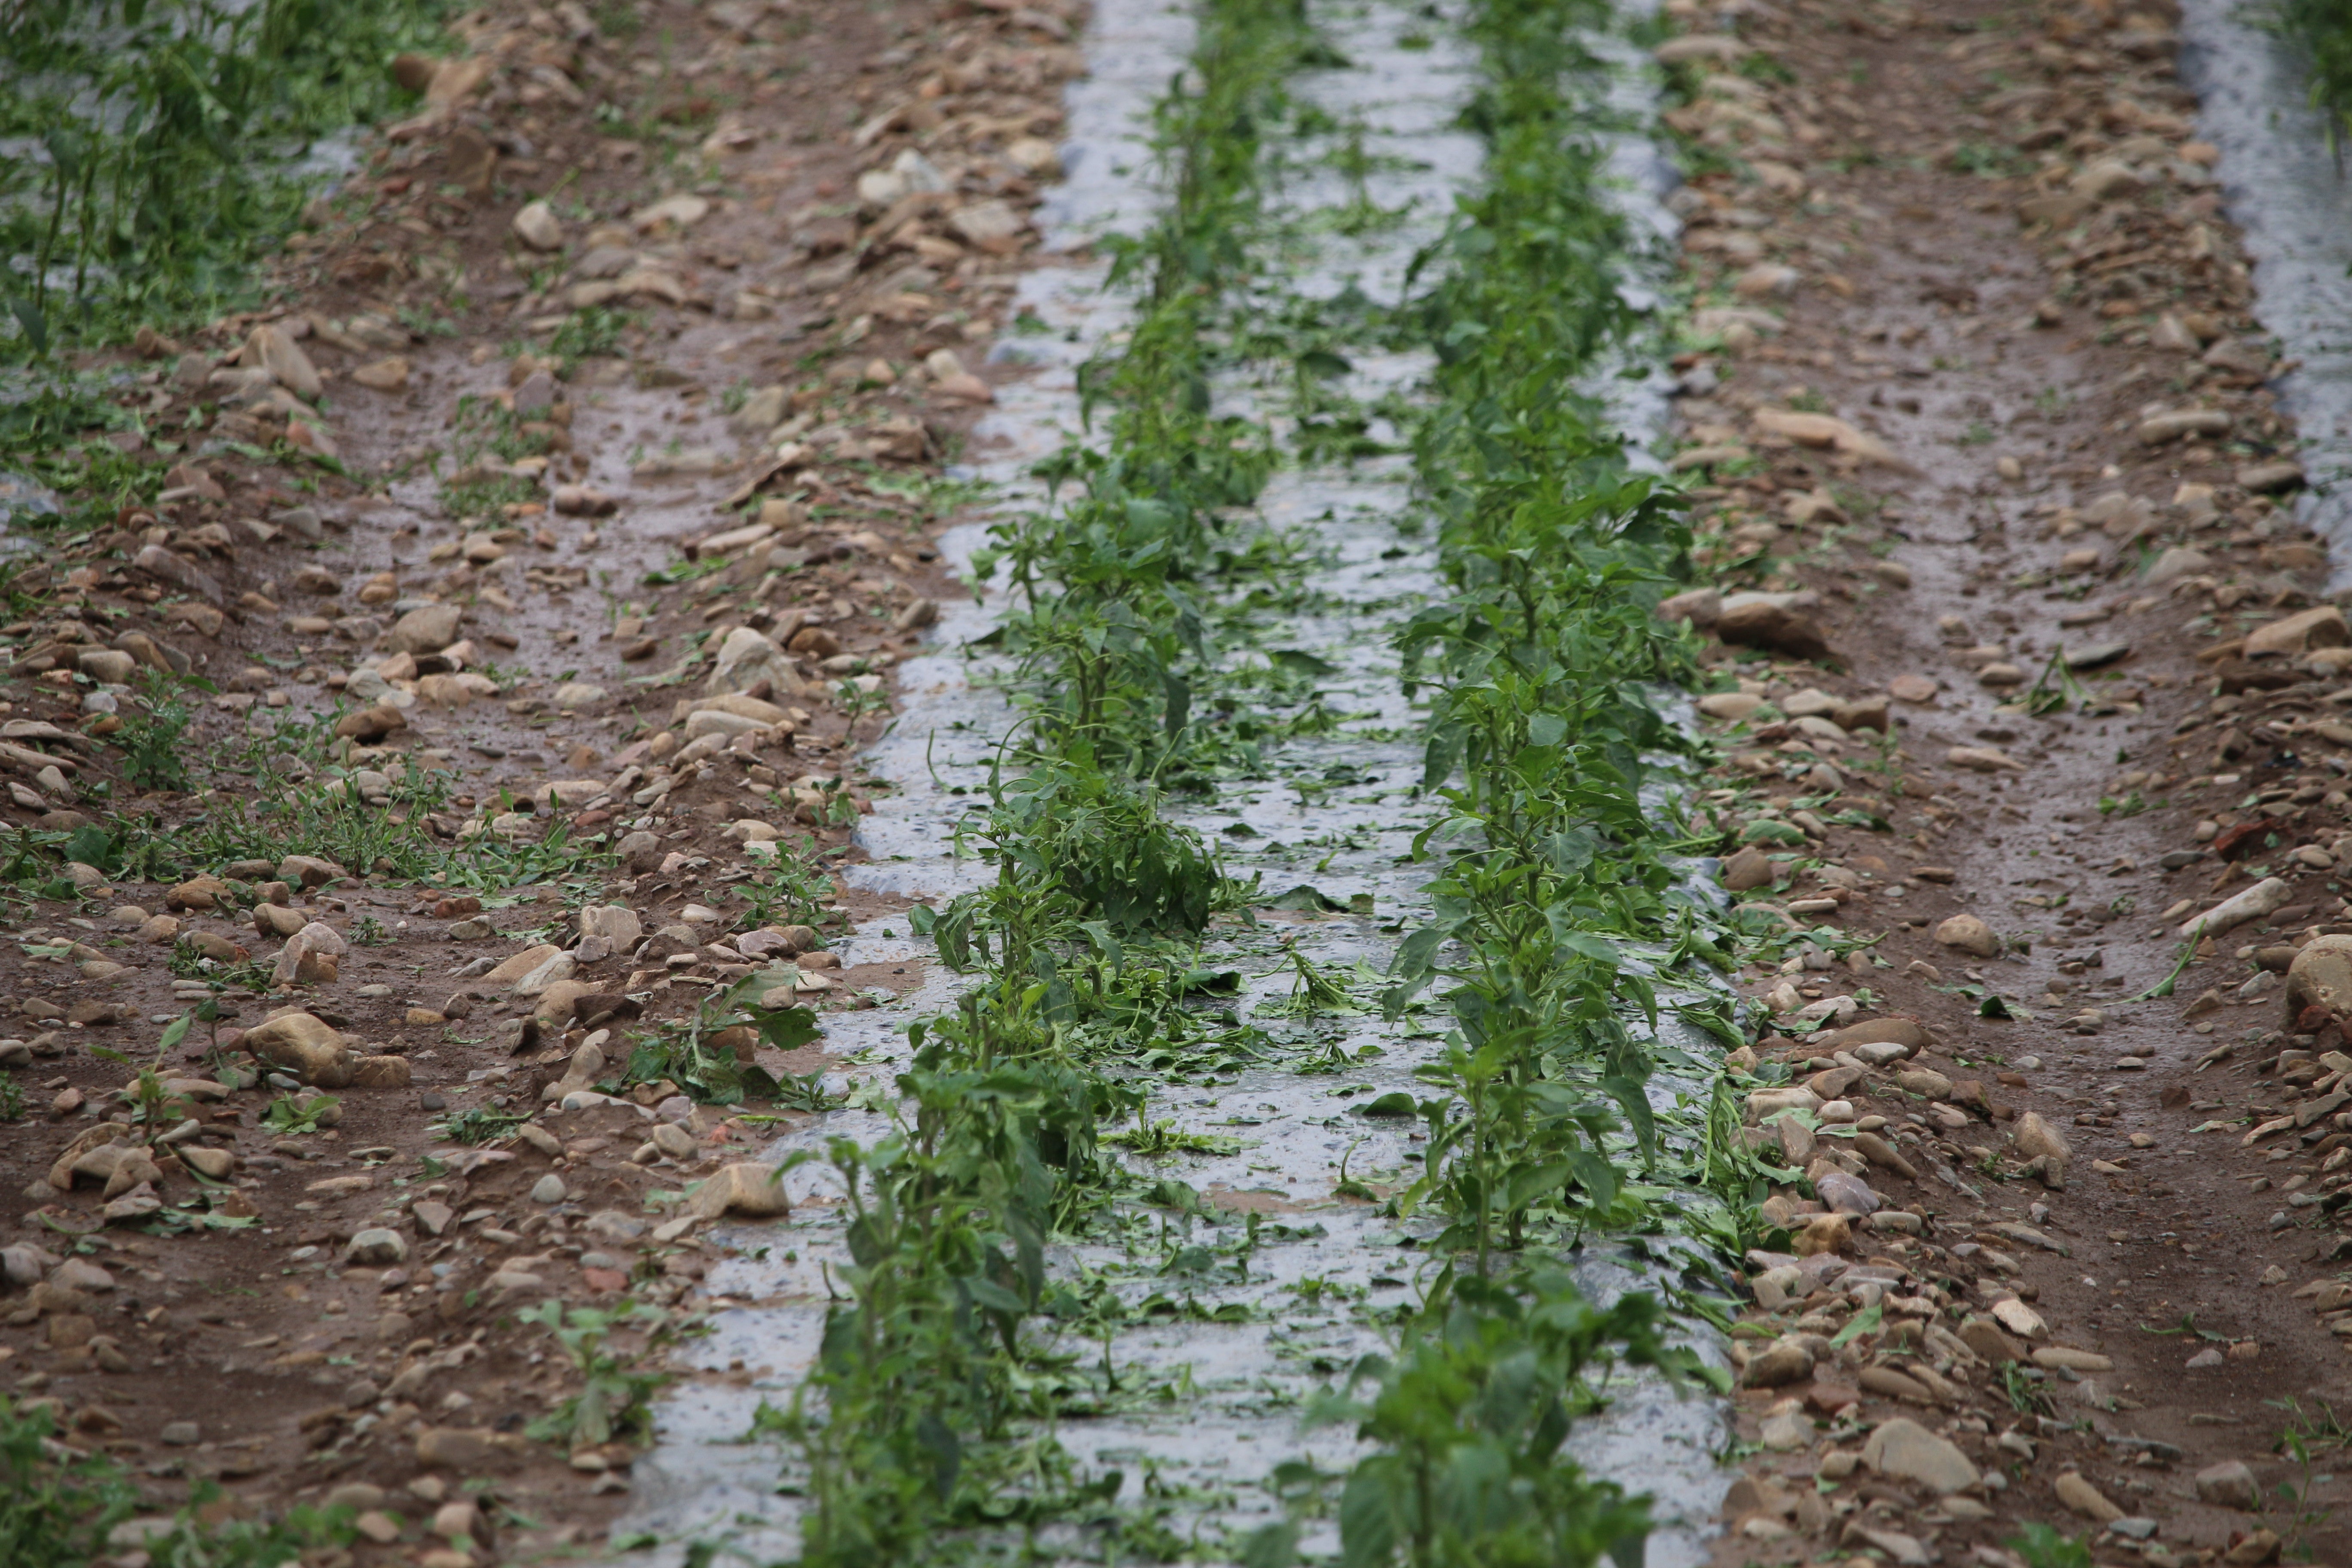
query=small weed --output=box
[2007,1523,2091,1568]
[518,1301,672,1449]
[116,670,198,792]
[432,1105,530,1146]
[260,1094,339,1136]
[0,1074,22,1122]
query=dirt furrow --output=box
[1669,0,2352,1561]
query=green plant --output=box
[0,1074,22,1122]
[619,976,818,1104]
[1308,1268,1684,1568]
[518,1300,672,1449]
[117,669,198,792]
[260,1093,338,1135]
[431,1104,529,1145]
[0,1394,357,1563]
[2007,1522,2092,1568]
[546,305,640,366]
[735,846,832,931]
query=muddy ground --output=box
[0,0,1089,1557]
[1672,0,2352,1562]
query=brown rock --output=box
[2012,1111,2072,1163]
[1957,1316,2024,1364]
[1721,846,1776,892]
[1887,674,1938,703]
[690,1162,790,1219]
[2285,934,2352,1023]
[2245,605,2349,661]
[1741,1341,1814,1388]
[2183,1457,2258,1504]
[351,1056,412,1090]
[241,1012,355,1088]
[1822,1017,1929,1053]
[1859,1364,1933,1403]
[1933,914,1999,957]
[1716,600,1831,661]
[1792,1213,1850,1256]
[2054,1472,2123,1524]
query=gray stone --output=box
[2195,1461,2257,1510]
[530,1173,568,1205]
[389,603,462,656]
[1862,1417,1980,1494]
[346,1228,410,1266]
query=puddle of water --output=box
[2178,1,2352,581]
[604,4,1733,1562]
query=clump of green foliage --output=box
[0,1395,356,1564]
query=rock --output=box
[346,1228,409,1266]
[946,198,1024,251]
[691,1162,790,1219]
[1793,1213,1850,1257]
[511,200,564,251]
[1721,846,1776,891]
[2139,408,2233,444]
[413,1201,454,1237]
[245,324,322,400]
[2196,1460,2258,1511]
[334,704,405,743]
[133,545,224,606]
[1852,1132,1918,1179]
[1815,1170,1879,1215]
[254,903,307,938]
[389,604,463,656]
[1888,674,1938,703]
[2287,935,2352,1022]
[165,876,229,912]
[617,830,663,871]
[2181,877,2291,941]
[1896,1066,1953,1098]
[1697,691,1764,722]
[179,1146,233,1179]
[1657,588,1722,629]
[1823,1017,1929,1054]
[2054,1472,2123,1524]
[413,1427,505,1470]
[2225,1530,2283,1566]
[707,626,798,695]
[652,1122,696,1160]
[1862,1417,1979,1494]
[2012,1112,2072,1164]
[352,1056,412,1090]
[1957,1316,2024,1363]
[530,1173,568,1205]
[2245,605,2349,660]
[1716,600,1831,661]
[278,854,348,887]
[1741,1341,1814,1388]
[2070,157,2141,201]
[511,950,576,998]
[78,649,136,685]
[241,1012,355,1088]
[1934,914,2000,957]
[1945,745,2023,772]
[2145,545,2212,583]
[351,356,410,392]
[2031,1346,2112,1372]
[273,920,349,986]
[485,944,562,986]
[1991,1298,2047,1339]
[2239,461,2306,494]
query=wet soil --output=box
[1672,0,2352,1561]
[0,0,1092,1555]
